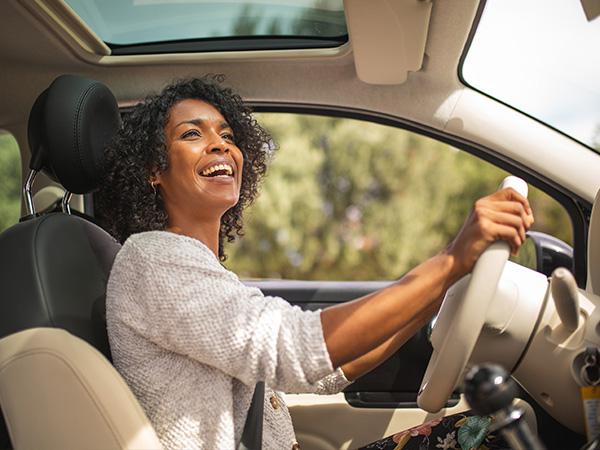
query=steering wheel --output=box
[417,176,528,413]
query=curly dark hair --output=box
[95,75,271,260]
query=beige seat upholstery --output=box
[0,328,162,449]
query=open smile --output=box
[198,161,235,178]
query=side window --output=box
[225,114,572,280]
[0,132,22,232]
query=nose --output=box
[209,135,229,153]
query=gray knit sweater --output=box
[106,231,351,449]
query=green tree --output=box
[0,133,22,232]
[232,4,262,36]
[225,114,573,280]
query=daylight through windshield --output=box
[462,0,600,150]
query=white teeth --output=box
[201,164,233,176]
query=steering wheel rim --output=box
[417,176,528,413]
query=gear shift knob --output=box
[464,364,547,450]
[464,363,519,415]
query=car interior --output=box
[0,0,599,449]
[0,74,162,449]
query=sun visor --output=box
[581,0,600,21]
[344,0,432,85]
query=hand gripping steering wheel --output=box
[417,176,529,413]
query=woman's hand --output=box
[322,187,534,377]
[445,187,534,282]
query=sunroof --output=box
[64,0,348,54]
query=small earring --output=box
[150,180,157,195]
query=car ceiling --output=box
[0,0,474,131]
[2,0,600,204]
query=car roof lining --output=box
[3,0,600,206]
[2,0,472,125]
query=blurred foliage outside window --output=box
[225,114,573,281]
[0,133,21,232]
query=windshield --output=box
[462,0,600,150]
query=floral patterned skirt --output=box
[356,412,510,450]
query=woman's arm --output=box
[322,187,534,372]
[339,295,440,381]
[322,250,454,373]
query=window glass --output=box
[224,114,572,281]
[64,0,347,51]
[0,133,22,231]
[462,0,600,150]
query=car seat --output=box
[0,75,163,449]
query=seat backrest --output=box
[0,74,122,353]
[0,212,120,357]
[0,328,163,449]
[0,75,161,449]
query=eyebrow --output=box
[174,118,231,130]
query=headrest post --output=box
[23,169,38,215]
[61,191,73,215]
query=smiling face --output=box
[155,99,244,238]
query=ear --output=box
[150,166,162,185]
[149,168,162,195]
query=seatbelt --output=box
[237,381,264,450]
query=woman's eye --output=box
[182,130,200,138]
[222,132,235,142]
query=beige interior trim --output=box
[288,393,537,450]
[18,0,352,66]
[444,89,600,203]
[288,393,470,449]
[587,188,600,295]
[95,43,352,67]
[0,328,163,450]
[344,0,432,85]
[581,0,600,21]
[21,0,110,55]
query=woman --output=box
[97,76,533,450]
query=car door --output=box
[227,111,575,449]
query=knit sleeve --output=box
[312,367,353,395]
[108,232,336,393]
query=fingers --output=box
[473,187,534,254]
[475,201,529,238]
[492,187,534,225]
[484,221,528,256]
[476,189,533,226]
[446,185,536,278]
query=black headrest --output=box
[27,75,121,194]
